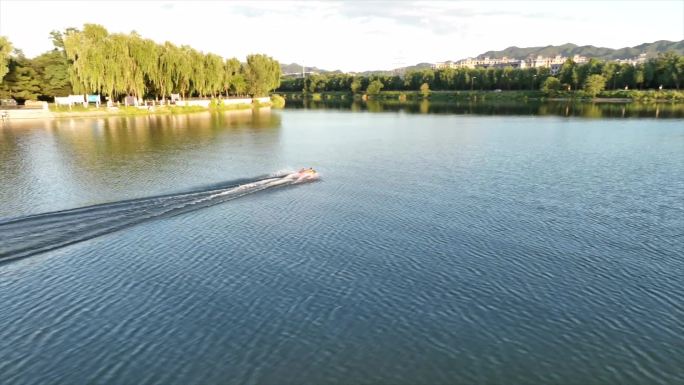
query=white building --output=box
[434,54,589,73]
[615,53,648,66]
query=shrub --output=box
[270,94,286,108]
[541,77,561,95]
[420,83,430,98]
[366,80,384,95]
[584,75,606,97]
[209,98,223,109]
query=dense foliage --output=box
[0,36,12,81]
[0,25,281,102]
[1,50,42,100]
[277,53,684,95]
[366,80,384,95]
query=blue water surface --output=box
[0,109,682,384]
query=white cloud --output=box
[0,0,682,72]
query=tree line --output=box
[1,27,682,103]
[277,52,684,94]
[0,24,281,102]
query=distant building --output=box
[615,53,648,66]
[433,61,458,69]
[525,54,588,74]
[434,56,526,69]
[281,71,319,78]
[433,54,589,74]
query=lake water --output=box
[1,104,683,384]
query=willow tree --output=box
[190,48,204,97]
[0,36,12,82]
[155,42,176,99]
[64,24,109,95]
[128,34,159,98]
[175,46,193,98]
[60,24,285,100]
[204,53,224,97]
[161,42,190,98]
[106,33,137,98]
[232,69,247,96]
[223,57,241,96]
[244,54,281,97]
[64,25,158,99]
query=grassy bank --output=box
[594,89,684,101]
[46,99,281,119]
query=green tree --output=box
[64,24,108,95]
[176,45,194,98]
[644,60,656,88]
[30,30,74,98]
[634,68,644,89]
[1,50,42,101]
[31,50,72,97]
[350,78,362,94]
[583,74,606,97]
[617,63,635,89]
[203,53,224,97]
[419,82,430,98]
[655,51,682,89]
[0,36,12,81]
[232,72,247,96]
[601,62,617,90]
[366,79,383,95]
[155,42,176,99]
[540,76,561,94]
[188,48,206,97]
[127,34,158,98]
[244,54,281,97]
[304,74,323,93]
[559,59,576,90]
[223,57,241,95]
[404,69,435,89]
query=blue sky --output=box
[1,0,683,72]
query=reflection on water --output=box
[286,98,684,118]
[0,109,282,216]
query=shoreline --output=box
[0,99,276,121]
[278,90,684,103]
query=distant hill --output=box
[356,63,434,76]
[280,62,434,77]
[279,40,683,75]
[280,63,341,75]
[476,40,684,60]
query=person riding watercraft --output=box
[298,167,316,175]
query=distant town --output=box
[432,53,648,75]
[283,53,653,78]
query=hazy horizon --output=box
[1,0,683,72]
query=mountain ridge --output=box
[475,40,683,60]
[280,40,684,74]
